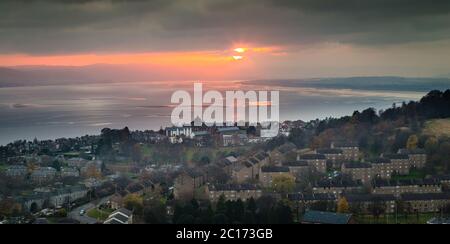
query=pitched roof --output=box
[302,210,353,224]
[211,184,260,192]
[345,194,396,202]
[316,148,343,154]
[288,193,336,201]
[261,166,290,173]
[283,161,309,167]
[300,154,326,160]
[401,193,450,201]
[384,154,409,160]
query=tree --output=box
[337,197,350,213]
[271,175,295,197]
[406,135,419,150]
[123,193,144,216]
[369,200,386,220]
[216,195,227,214]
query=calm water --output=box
[0,81,427,145]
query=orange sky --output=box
[0,46,280,67]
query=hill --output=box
[423,119,450,137]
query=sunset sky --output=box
[1,0,450,79]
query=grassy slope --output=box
[423,118,450,137]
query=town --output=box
[0,90,450,224]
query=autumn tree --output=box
[123,193,144,216]
[337,197,350,213]
[406,135,419,150]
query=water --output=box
[0,80,430,145]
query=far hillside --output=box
[424,119,450,137]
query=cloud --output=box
[0,0,449,55]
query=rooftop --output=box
[261,166,290,173]
[302,210,353,224]
[300,154,326,160]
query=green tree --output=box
[271,175,295,198]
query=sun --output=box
[233,56,244,61]
[234,48,247,53]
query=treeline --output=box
[172,196,294,224]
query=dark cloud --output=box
[0,0,450,54]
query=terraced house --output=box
[299,154,327,173]
[207,184,262,202]
[341,162,373,184]
[372,179,442,197]
[259,166,293,187]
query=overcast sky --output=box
[1,0,450,78]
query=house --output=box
[165,126,193,138]
[5,165,28,178]
[372,179,442,197]
[401,193,450,213]
[109,193,124,210]
[30,167,57,183]
[288,193,337,209]
[207,184,262,202]
[282,161,310,176]
[341,163,373,184]
[217,127,248,146]
[316,148,345,168]
[60,167,80,178]
[330,142,359,161]
[345,194,396,214]
[173,169,205,200]
[259,166,292,187]
[191,131,211,147]
[371,158,394,179]
[398,148,427,169]
[299,154,327,173]
[104,208,133,224]
[301,210,355,224]
[232,160,258,183]
[312,180,363,196]
[269,143,297,165]
[215,155,238,176]
[383,154,411,175]
[49,185,88,207]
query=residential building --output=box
[104,208,133,224]
[372,179,442,197]
[207,184,262,202]
[299,154,327,173]
[165,126,193,138]
[312,180,363,196]
[341,163,373,184]
[401,193,450,213]
[383,154,411,175]
[30,167,57,183]
[316,148,345,168]
[282,161,310,176]
[173,169,205,200]
[331,142,359,161]
[60,167,80,178]
[398,148,427,169]
[259,166,292,187]
[5,165,28,178]
[345,194,396,214]
[371,158,394,179]
[232,160,258,183]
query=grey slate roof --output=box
[302,210,353,224]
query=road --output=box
[68,195,113,224]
